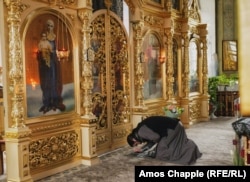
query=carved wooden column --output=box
[178,0,191,127]
[198,24,209,120]
[165,30,174,102]
[3,0,32,181]
[78,7,99,165]
[180,33,190,127]
[131,20,147,109]
[182,34,190,99]
[197,24,208,95]
[130,20,148,126]
[182,0,189,98]
[78,8,95,119]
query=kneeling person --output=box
[127,116,202,165]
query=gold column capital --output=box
[4,127,31,140]
[78,8,92,25]
[131,20,144,34]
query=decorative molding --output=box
[189,101,201,121]
[112,128,129,139]
[29,119,80,133]
[96,134,109,146]
[29,130,80,169]
[188,0,201,23]
[144,15,163,27]
[5,129,31,139]
[35,0,77,7]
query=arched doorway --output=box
[90,10,132,154]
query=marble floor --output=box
[0,117,238,182]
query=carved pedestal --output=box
[5,128,32,182]
[81,118,99,165]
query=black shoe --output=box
[57,103,66,111]
[39,106,45,112]
[43,106,51,114]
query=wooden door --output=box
[90,10,131,154]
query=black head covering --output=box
[127,133,135,147]
[127,130,144,147]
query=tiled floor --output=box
[0,151,6,182]
[0,117,237,182]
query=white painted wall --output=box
[0,2,4,86]
[0,2,4,68]
[199,0,218,77]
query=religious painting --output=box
[25,13,75,118]
[222,40,238,71]
[142,33,163,100]
[189,40,199,92]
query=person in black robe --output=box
[127,116,202,165]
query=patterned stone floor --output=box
[0,117,237,182]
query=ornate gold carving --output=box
[132,107,148,112]
[4,0,28,128]
[189,101,201,120]
[165,31,174,100]
[96,134,108,146]
[78,8,95,118]
[173,21,182,32]
[144,15,163,27]
[122,94,130,123]
[29,131,79,169]
[60,0,76,5]
[182,0,189,17]
[91,13,131,131]
[135,60,145,107]
[113,128,129,139]
[92,93,107,129]
[182,34,189,98]
[81,60,95,117]
[112,91,127,125]
[90,14,107,131]
[90,12,131,152]
[5,129,31,139]
[4,0,28,12]
[29,119,79,133]
[188,0,201,22]
[109,16,130,124]
[165,0,172,12]
[189,26,199,35]
[80,117,97,124]
[197,25,208,96]
[131,21,145,107]
[78,9,91,25]
[38,0,77,7]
